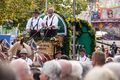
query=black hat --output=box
[33,9,39,14]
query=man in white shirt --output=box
[42,6,58,37]
[19,48,33,66]
[26,9,43,39]
[78,48,91,65]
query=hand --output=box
[42,23,45,27]
[37,30,40,32]
[51,26,55,29]
[26,29,30,32]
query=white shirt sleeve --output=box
[52,16,58,29]
[42,16,47,26]
[26,58,33,66]
[26,18,33,30]
[38,18,43,30]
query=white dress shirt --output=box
[43,14,58,29]
[25,58,33,66]
[79,55,91,65]
[26,16,43,30]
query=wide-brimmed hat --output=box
[20,48,28,54]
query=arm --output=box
[38,18,44,30]
[42,16,47,28]
[26,18,32,32]
[52,16,58,29]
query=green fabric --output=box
[76,26,92,56]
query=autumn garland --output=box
[66,18,96,57]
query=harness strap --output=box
[46,15,55,27]
[30,17,40,30]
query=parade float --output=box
[0,13,96,59]
[34,12,96,58]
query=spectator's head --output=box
[105,57,113,63]
[84,67,118,80]
[31,68,41,80]
[60,55,70,60]
[103,62,120,80]
[19,48,28,59]
[113,42,115,44]
[54,51,63,59]
[79,48,86,57]
[40,60,61,80]
[113,55,120,62]
[68,61,83,80]
[0,63,18,80]
[92,51,105,66]
[80,62,91,78]
[10,59,33,80]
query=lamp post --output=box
[45,0,48,11]
[73,0,76,59]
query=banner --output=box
[0,35,11,43]
[98,0,120,8]
[101,8,120,19]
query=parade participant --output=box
[78,48,91,65]
[19,48,33,66]
[42,6,59,37]
[26,9,43,39]
[0,39,8,53]
[8,38,32,60]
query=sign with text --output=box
[38,41,54,56]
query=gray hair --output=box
[68,61,83,80]
[10,59,31,75]
[42,60,61,80]
[84,67,118,80]
[80,62,91,78]
[103,62,120,80]
[113,55,120,62]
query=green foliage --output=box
[0,0,88,30]
[0,0,88,57]
[62,26,72,56]
[66,18,96,56]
